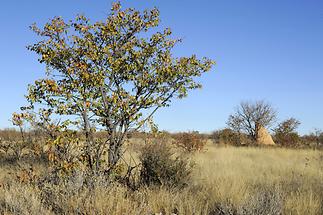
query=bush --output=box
[301,130,323,148]
[273,118,302,147]
[139,142,193,188]
[172,131,206,152]
[274,132,301,147]
[211,128,252,146]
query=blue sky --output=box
[0,0,322,134]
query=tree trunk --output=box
[82,104,94,171]
[108,139,122,168]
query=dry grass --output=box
[0,140,322,214]
[192,143,323,214]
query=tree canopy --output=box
[15,2,214,172]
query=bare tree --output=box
[227,100,277,141]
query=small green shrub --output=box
[139,143,193,188]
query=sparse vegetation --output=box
[273,118,302,147]
[302,129,323,148]
[139,142,193,188]
[0,1,322,215]
[0,140,322,214]
[211,128,251,146]
[173,131,207,152]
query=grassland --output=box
[0,141,322,214]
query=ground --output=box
[0,140,322,214]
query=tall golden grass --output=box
[0,141,322,214]
[192,144,323,214]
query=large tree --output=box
[17,2,214,173]
[227,100,276,141]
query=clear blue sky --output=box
[0,0,322,134]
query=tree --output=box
[227,100,276,141]
[302,128,323,147]
[16,2,214,174]
[273,118,301,146]
[273,118,300,135]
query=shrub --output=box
[211,128,239,145]
[173,131,206,152]
[274,132,301,147]
[273,118,302,147]
[301,129,323,148]
[211,128,252,146]
[0,135,36,161]
[139,142,193,188]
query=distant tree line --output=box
[213,100,323,148]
